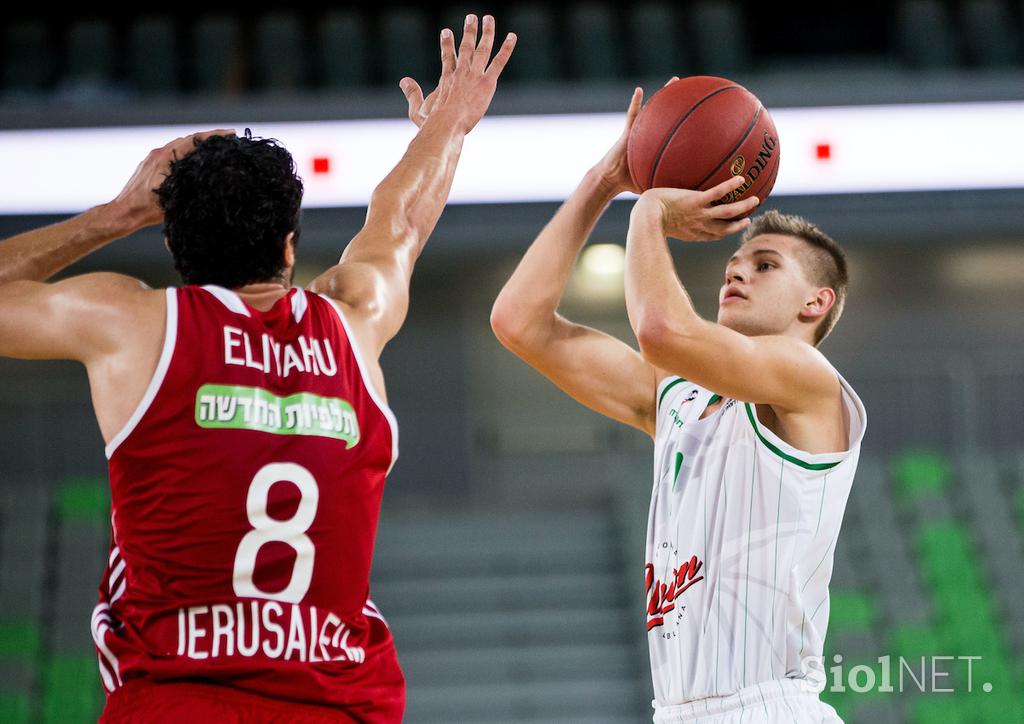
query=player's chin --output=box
[716,307,741,329]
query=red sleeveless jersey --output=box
[94,285,403,720]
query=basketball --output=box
[627,75,780,207]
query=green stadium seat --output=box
[128,16,179,95]
[912,695,965,723]
[892,450,953,502]
[0,621,41,660]
[316,11,369,89]
[0,486,49,619]
[851,459,931,623]
[41,656,101,724]
[0,694,30,724]
[849,698,904,724]
[828,591,877,636]
[56,477,110,523]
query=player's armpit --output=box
[0,272,154,362]
[634,315,838,413]
[306,251,407,362]
[492,311,660,436]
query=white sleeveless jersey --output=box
[646,373,866,712]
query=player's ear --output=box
[800,287,835,322]
[284,232,296,269]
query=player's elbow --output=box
[635,313,680,366]
[490,296,523,349]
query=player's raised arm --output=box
[309,14,516,360]
[623,178,839,413]
[491,87,662,436]
[0,130,231,362]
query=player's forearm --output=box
[625,195,702,361]
[491,169,618,346]
[348,110,467,272]
[0,204,138,284]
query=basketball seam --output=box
[693,104,763,192]
[753,150,781,198]
[647,85,742,190]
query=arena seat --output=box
[316,11,370,89]
[128,16,179,95]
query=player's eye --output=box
[756,262,774,272]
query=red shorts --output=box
[100,680,373,723]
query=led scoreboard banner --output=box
[0,101,1022,215]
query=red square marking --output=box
[815,144,831,160]
[313,157,330,174]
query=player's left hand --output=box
[594,77,678,196]
[400,14,516,132]
[640,175,760,241]
[109,129,235,232]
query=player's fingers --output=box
[473,14,495,69]
[708,195,759,219]
[714,217,752,237]
[399,78,425,118]
[187,128,234,145]
[485,32,517,77]
[663,75,679,88]
[439,28,456,76]
[702,175,746,204]
[625,87,643,127]
[458,14,478,61]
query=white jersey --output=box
[646,373,866,716]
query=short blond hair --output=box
[742,210,848,344]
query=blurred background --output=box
[1,1,1024,722]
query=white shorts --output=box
[653,679,843,723]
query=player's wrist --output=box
[89,201,149,239]
[585,166,625,200]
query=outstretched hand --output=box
[400,14,516,133]
[641,175,761,241]
[594,77,678,196]
[110,129,234,232]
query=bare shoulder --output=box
[0,272,166,362]
[761,334,841,402]
[52,272,165,330]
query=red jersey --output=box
[93,285,403,720]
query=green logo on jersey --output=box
[672,452,684,490]
[195,384,360,447]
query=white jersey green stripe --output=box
[646,372,866,715]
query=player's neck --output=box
[232,281,292,312]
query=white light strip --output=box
[0,101,1022,214]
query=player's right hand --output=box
[110,129,235,232]
[400,14,516,134]
[639,176,760,242]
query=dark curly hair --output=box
[157,132,304,288]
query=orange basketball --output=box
[627,76,780,207]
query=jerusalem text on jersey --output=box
[176,600,366,664]
[223,326,338,377]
